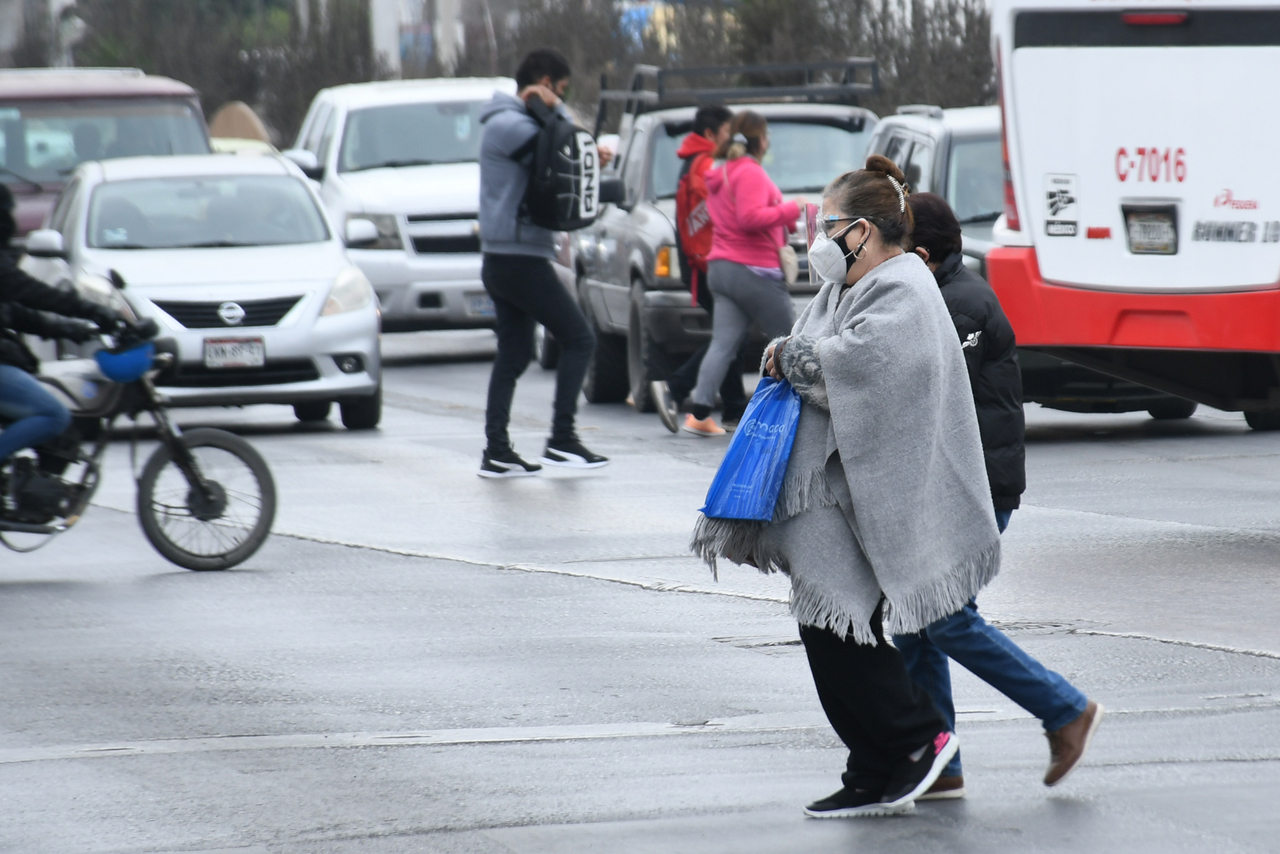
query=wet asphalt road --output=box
[3,330,1280,853]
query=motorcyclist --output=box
[0,183,127,463]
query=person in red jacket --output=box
[652,105,748,433]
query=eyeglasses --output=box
[818,215,863,237]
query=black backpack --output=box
[518,100,602,232]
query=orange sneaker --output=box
[682,413,726,436]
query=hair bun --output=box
[864,154,909,192]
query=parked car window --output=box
[903,138,935,194]
[621,129,647,205]
[87,175,330,249]
[946,136,1003,224]
[338,101,484,172]
[0,100,208,186]
[48,177,80,235]
[882,133,911,168]
[760,122,872,193]
[648,120,872,199]
[316,109,338,165]
[300,102,332,153]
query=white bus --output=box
[988,0,1280,428]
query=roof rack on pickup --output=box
[594,59,879,136]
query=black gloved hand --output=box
[50,318,99,343]
[86,304,127,333]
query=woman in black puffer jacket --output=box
[888,193,1099,801]
[908,193,1025,519]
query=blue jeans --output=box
[893,510,1088,776]
[0,365,71,461]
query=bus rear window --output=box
[1015,10,1280,48]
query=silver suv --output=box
[573,62,879,411]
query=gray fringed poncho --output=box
[691,253,1001,644]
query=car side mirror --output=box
[25,229,66,259]
[599,177,625,206]
[345,218,379,247]
[283,149,324,180]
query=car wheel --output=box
[627,300,670,414]
[1147,399,1198,420]
[580,296,628,403]
[294,401,332,422]
[1245,410,1280,431]
[340,385,382,430]
[534,323,560,370]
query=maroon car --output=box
[0,67,210,239]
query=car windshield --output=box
[338,101,484,172]
[650,120,872,198]
[946,136,1002,224]
[87,175,330,249]
[0,100,208,187]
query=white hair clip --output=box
[732,132,749,145]
[886,175,906,213]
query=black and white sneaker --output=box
[650,381,680,434]
[541,437,609,468]
[478,448,542,478]
[879,731,960,810]
[804,786,914,819]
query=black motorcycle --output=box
[0,305,276,570]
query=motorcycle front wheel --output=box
[137,428,276,571]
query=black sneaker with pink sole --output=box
[879,731,960,810]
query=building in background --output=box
[0,0,81,67]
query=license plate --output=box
[1124,208,1178,255]
[204,337,265,369]
[466,293,496,317]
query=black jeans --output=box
[482,253,595,451]
[799,601,948,793]
[666,278,747,416]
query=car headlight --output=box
[322,266,374,316]
[346,213,402,250]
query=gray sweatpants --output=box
[690,260,796,410]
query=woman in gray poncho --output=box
[691,156,1001,818]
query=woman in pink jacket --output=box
[684,111,805,436]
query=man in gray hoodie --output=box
[477,49,608,477]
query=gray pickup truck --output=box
[569,62,879,411]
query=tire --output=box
[340,385,382,430]
[1245,410,1280,431]
[1147,399,1198,420]
[580,297,628,403]
[627,302,668,413]
[294,400,332,422]
[534,324,560,370]
[137,427,276,571]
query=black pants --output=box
[799,601,948,793]
[482,253,595,451]
[666,276,747,416]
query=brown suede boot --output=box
[1044,700,1104,786]
[916,775,966,800]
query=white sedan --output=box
[24,154,382,429]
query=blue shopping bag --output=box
[699,377,802,521]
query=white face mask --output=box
[808,219,866,284]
